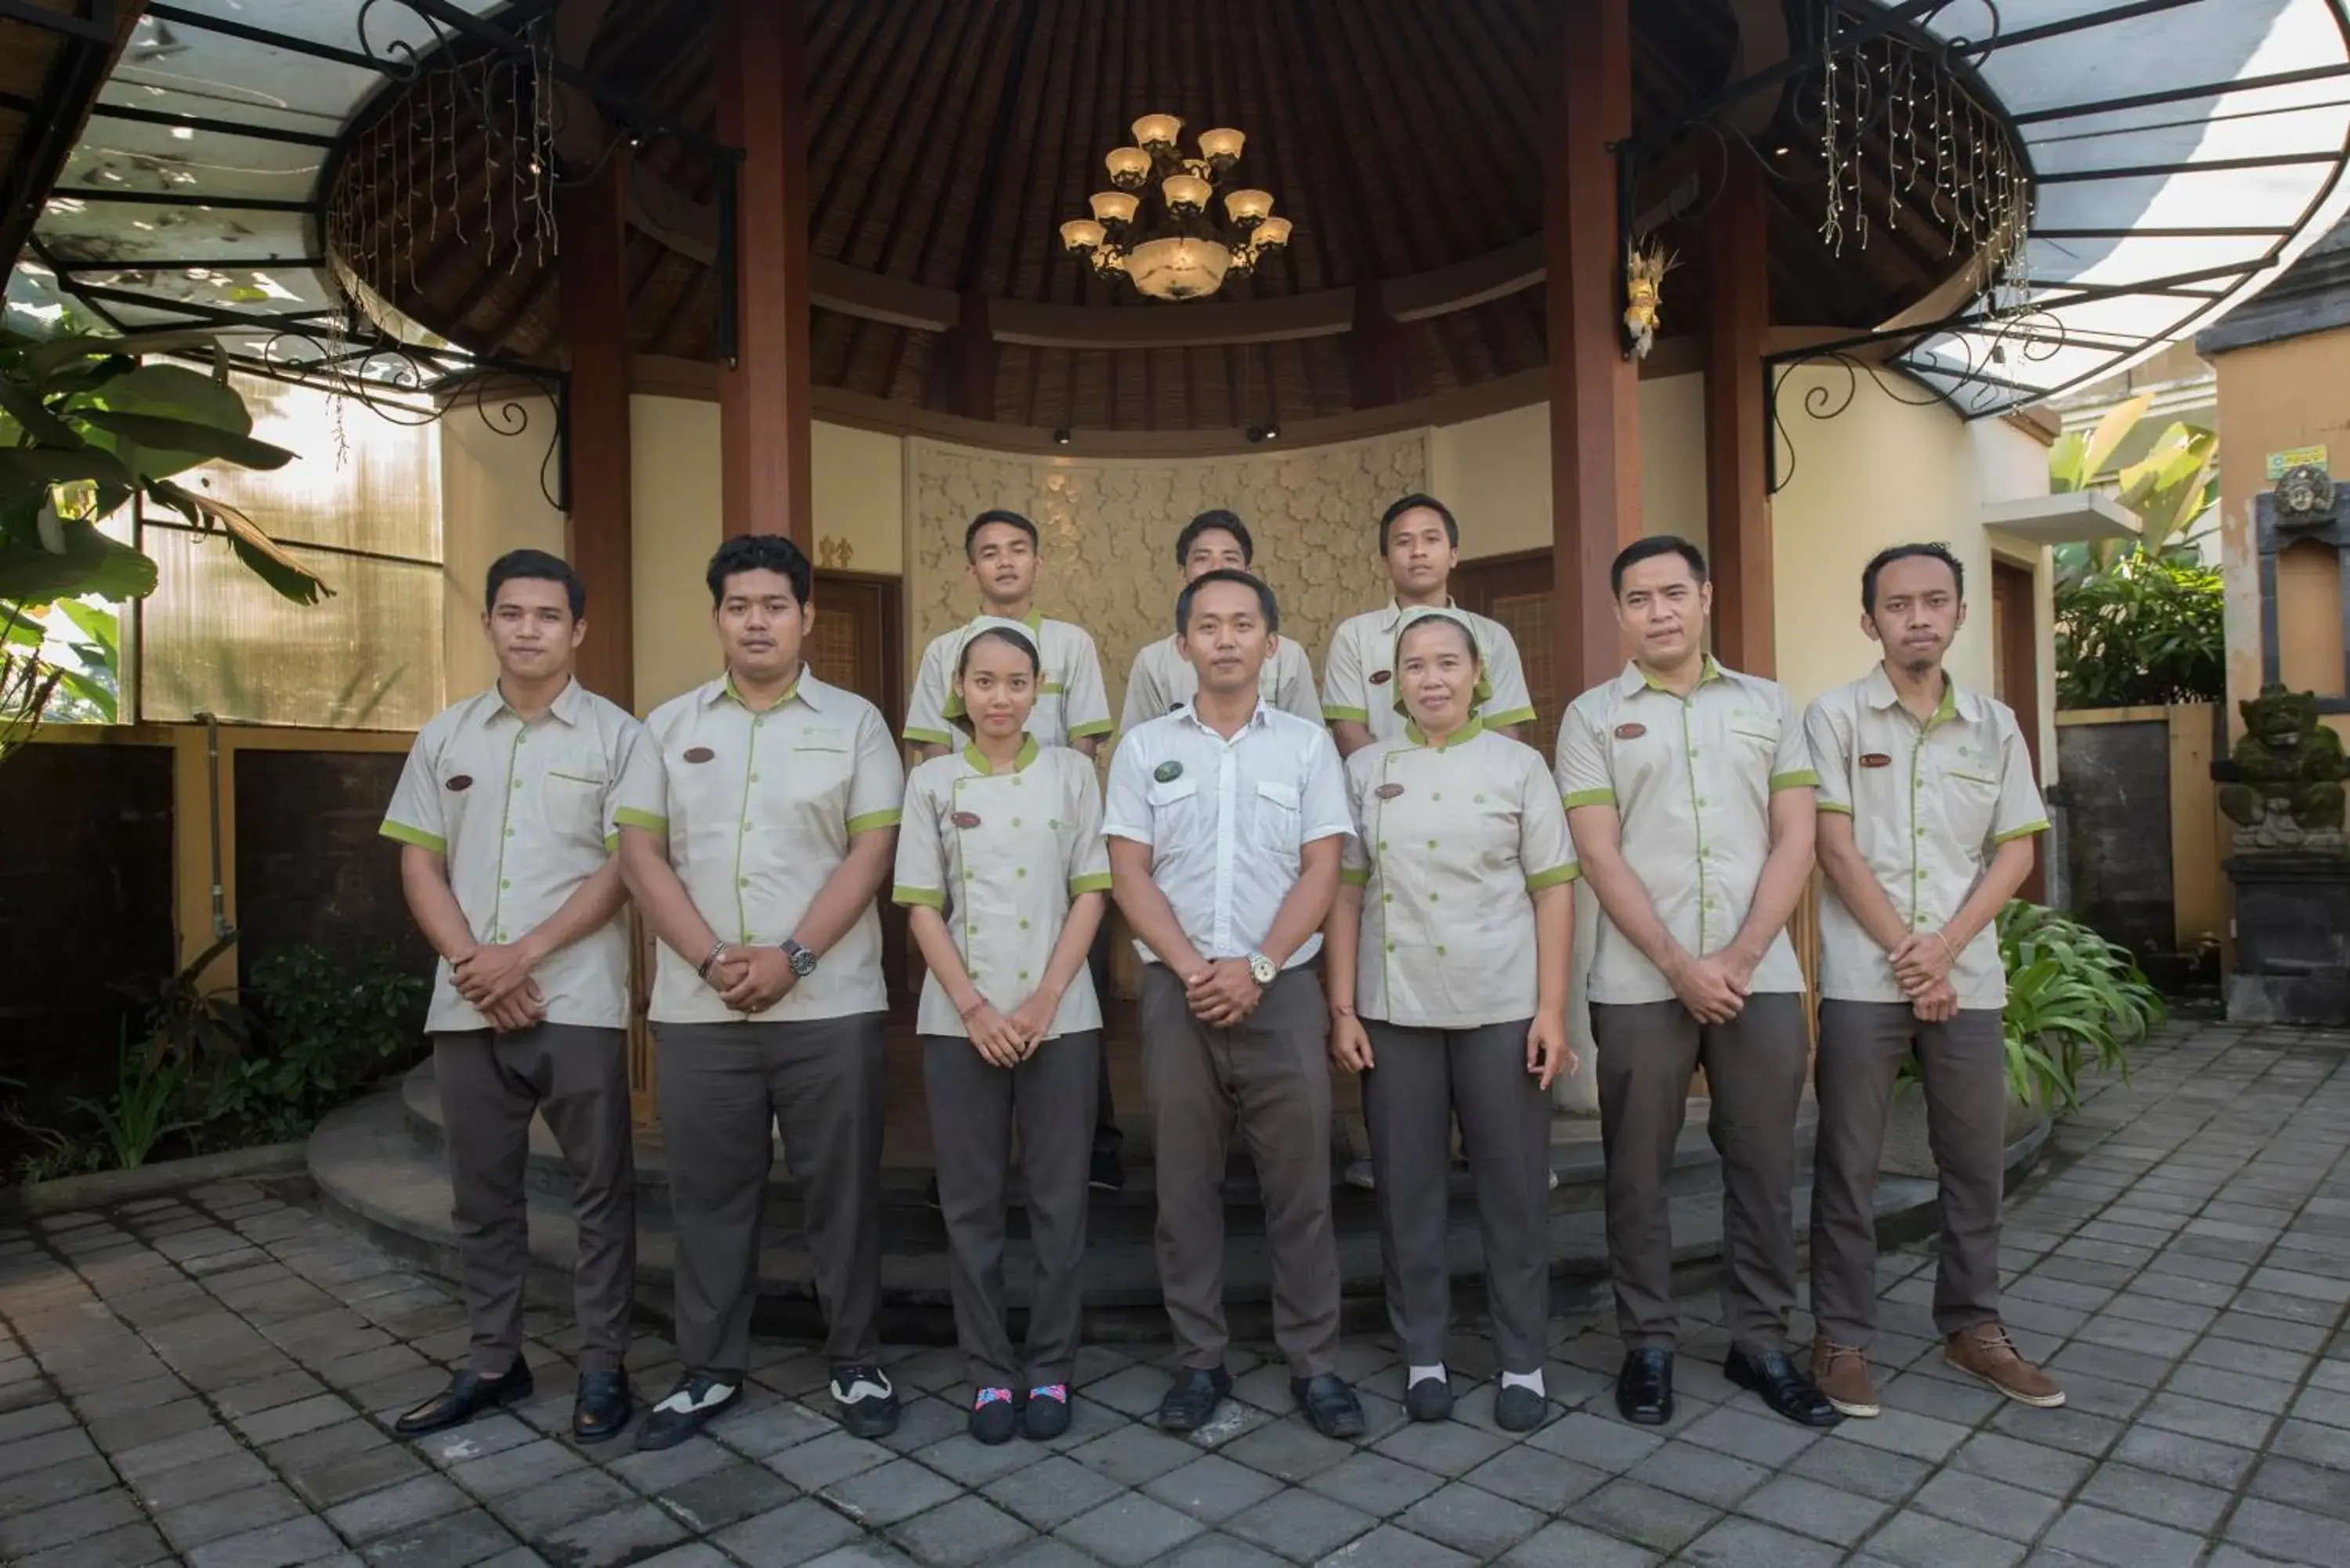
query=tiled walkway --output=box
[2,1019,2347,1567]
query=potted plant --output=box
[1879,901,2165,1179]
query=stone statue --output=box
[2218,684,2348,853]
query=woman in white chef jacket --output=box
[892,620,1110,1446]
[1324,607,1578,1433]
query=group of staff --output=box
[381,493,2063,1462]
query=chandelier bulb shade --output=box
[1089,190,1140,227]
[1253,215,1292,249]
[1224,187,1274,226]
[1059,218,1106,254]
[1132,112,1184,150]
[1104,146,1152,188]
[1161,173,1211,215]
[1197,127,1246,163]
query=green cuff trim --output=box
[602,832,620,854]
[902,725,954,746]
[613,807,669,835]
[1817,802,1854,817]
[1482,706,1538,729]
[1340,866,1371,887]
[1322,705,1370,724]
[1067,719,1115,740]
[1068,871,1113,896]
[1524,863,1580,892]
[379,820,446,854]
[847,809,902,835]
[892,884,946,909]
[1562,788,1615,810]
[1992,819,2052,844]
[1770,770,1820,793]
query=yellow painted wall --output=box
[1427,375,1709,561]
[2209,332,2350,740]
[439,393,566,699]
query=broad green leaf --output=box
[87,362,253,434]
[0,521,157,602]
[2047,431,2088,492]
[0,375,82,448]
[78,410,295,479]
[53,666,117,721]
[143,481,328,605]
[0,445,136,500]
[55,597,118,653]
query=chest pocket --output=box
[1253,779,1302,851]
[540,763,608,845]
[784,728,854,831]
[1147,775,1202,832]
[1941,765,2001,845]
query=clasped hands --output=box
[960,989,1065,1068]
[1889,928,1960,1022]
[454,939,545,1032]
[701,944,800,1016]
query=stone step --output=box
[310,1086,1943,1345]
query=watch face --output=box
[1249,955,1276,984]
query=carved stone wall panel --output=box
[907,433,1426,716]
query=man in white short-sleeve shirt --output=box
[614,534,904,1454]
[1104,569,1367,1443]
[379,549,642,1447]
[1806,544,2061,1421]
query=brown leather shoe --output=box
[1810,1336,1879,1418]
[1945,1324,2066,1407]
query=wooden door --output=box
[1454,550,1564,760]
[1990,561,2047,903]
[807,572,913,1001]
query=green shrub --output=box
[1998,901,2166,1111]
[206,946,428,1145]
[2055,555,2224,710]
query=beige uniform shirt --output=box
[891,739,1112,1040]
[1321,600,1539,741]
[380,680,642,1034]
[613,670,903,1024]
[1122,634,1320,737]
[1340,722,1579,1027]
[1807,667,2049,1009]
[1556,659,1819,1005]
[903,612,1113,751]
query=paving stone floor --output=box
[3,1018,2348,1567]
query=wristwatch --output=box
[779,938,819,978]
[1246,952,1277,986]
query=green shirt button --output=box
[1382,894,1393,905]
[1384,942,1395,952]
[505,827,515,838]
[1019,919,1031,930]
[750,771,761,782]
[1012,818,1022,828]
[1437,945,1447,956]
[500,879,511,890]
[494,930,508,942]
[1019,970,1031,981]
[1425,839,1437,850]
[1015,867,1028,879]
[1432,792,1442,801]
[1428,893,1440,903]
[1473,793,1485,803]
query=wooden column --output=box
[1704,155,1774,677]
[557,149,635,711]
[717,0,813,545]
[1546,0,1642,695]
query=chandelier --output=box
[1059,114,1292,302]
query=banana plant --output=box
[2048,391,2218,591]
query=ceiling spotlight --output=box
[1051,428,1072,445]
[1261,423,1279,441]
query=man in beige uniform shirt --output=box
[1107,569,1367,1441]
[1122,510,1321,733]
[614,534,905,1451]
[380,550,642,1444]
[1806,543,2063,1418]
[1558,536,1836,1430]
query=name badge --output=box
[683,746,716,764]
[1154,761,1184,783]
[1860,753,1892,768]
[951,811,982,829]
[1375,783,1405,800]
[445,775,473,792]
[1614,723,1646,740]
[1369,669,1394,685]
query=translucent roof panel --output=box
[1889,0,2350,412]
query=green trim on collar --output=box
[1403,715,1485,750]
[1524,862,1580,892]
[846,808,903,835]
[1021,608,1043,632]
[1769,769,1820,793]
[1991,818,2051,844]
[1562,788,1616,810]
[1929,677,1960,730]
[1638,654,1723,693]
[1068,871,1113,896]
[962,734,1042,774]
[892,884,946,909]
[613,807,669,835]
[721,667,802,710]
[378,820,446,854]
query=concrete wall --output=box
[2208,331,2350,739]
[439,394,566,699]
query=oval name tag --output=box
[1368,669,1394,685]
[1153,761,1184,783]
[950,811,982,829]
[1860,752,1893,768]
[683,746,715,764]
[444,774,473,792]
[1375,782,1405,800]
[1614,723,1646,740]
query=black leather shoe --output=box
[1404,1375,1454,1422]
[1089,1142,1126,1192]
[1291,1373,1367,1440]
[394,1361,533,1437]
[1155,1366,1231,1433]
[831,1364,900,1440]
[1726,1346,1842,1428]
[1614,1349,1674,1426]
[635,1371,743,1451]
[571,1369,631,1444]
[1494,1384,1548,1433]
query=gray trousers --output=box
[1811,1002,2006,1345]
[655,1015,886,1375]
[1362,1019,1552,1374]
[922,1031,1097,1390]
[432,1024,635,1375]
[1141,966,1342,1378]
[1592,995,1808,1354]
